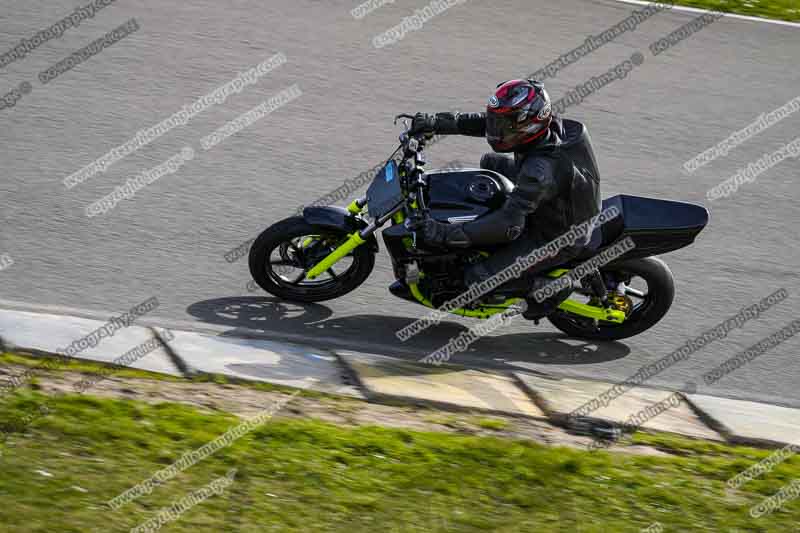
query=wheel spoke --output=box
[287,242,302,257]
[327,268,338,280]
[625,287,647,299]
[288,271,306,285]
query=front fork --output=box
[305,232,366,279]
[305,198,390,280]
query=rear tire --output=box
[248,217,375,303]
[547,257,675,341]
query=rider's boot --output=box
[522,277,572,320]
[464,263,572,319]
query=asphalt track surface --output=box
[1,0,798,407]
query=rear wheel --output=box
[547,257,675,341]
[248,217,375,303]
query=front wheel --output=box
[547,257,675,341]
[248,217,375,303]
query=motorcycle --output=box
[248,116,709,341]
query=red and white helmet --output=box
[486,79,553,152]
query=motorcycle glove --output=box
[432,112,487,137]
[407,211,471,248]
[409,113,437,135]
[409,112,487,137]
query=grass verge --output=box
[1,388,799,532]
[667,0,798,22]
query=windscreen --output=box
[366,160,403,219]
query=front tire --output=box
[248,217,375,303]
[547,257,675,341]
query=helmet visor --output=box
[486,112,547,151]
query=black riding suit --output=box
[426,112,602,289]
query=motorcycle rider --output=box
[407,79,602,318]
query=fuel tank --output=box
[423,168,514,224]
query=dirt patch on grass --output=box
[1,359,671,457]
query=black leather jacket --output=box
[433,113,601,251]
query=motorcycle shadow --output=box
[186,296,630,368]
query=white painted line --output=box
[612,0,800,28]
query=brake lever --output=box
[394,113,415,124]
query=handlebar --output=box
[394,113,433,146]
[394,113,415,124]
[381,115,432,218]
